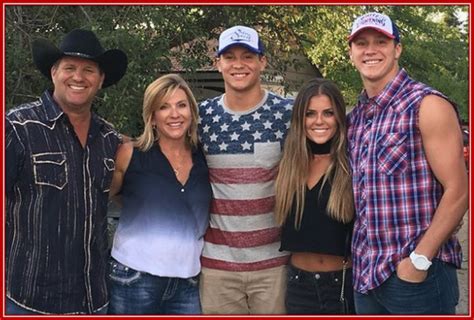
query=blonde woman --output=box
[107,74,211,314]
[275,78,355,314]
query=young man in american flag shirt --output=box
[197,25,293,314]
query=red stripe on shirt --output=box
[201,255,289,272]
[210,197,275,216]
[204,227,282,248]
[209,167,277,184]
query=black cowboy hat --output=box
[32,29,128,88]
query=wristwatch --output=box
[409,251,432,271]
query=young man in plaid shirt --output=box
[347,12,468,314]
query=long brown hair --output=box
[135,74,199,151]
[274,78,354,229]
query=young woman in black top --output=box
[275,78,355,314]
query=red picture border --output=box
[2,1,471,319]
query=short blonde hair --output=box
[135,74,199,151]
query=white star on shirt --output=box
[263,104,271,110]
[263,120,273,129]
[212,115,221,123]
[203,144,209,152]
[241,122,251,131]
[274,111,283,120]
[219,142,228,151]
[284,103,293,110]
[253,131,262,141]
[206,106,214,115]
[230,132,240,141]
[275,130,284,139]
[202,124,210,133]
[285,121,291,129]
[272,97,281,105]
[201,100,209,106]
[232,114,240,122]
[210,133,218,142]
[220,123,229,132]
[242,141,252,150]
[252,112,261,120]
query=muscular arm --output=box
[415,95,468,258]
[397,95,468,282]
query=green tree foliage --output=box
[5,5,468,137]
[286,5,468,120]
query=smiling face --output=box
[305,94,338,145]
[51,56,104,114]
[152,88,192,144]
[216,45,266,94]
[349,29,402,92]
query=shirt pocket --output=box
[376,132,408,175]
[254,142,281,169]
[32,152,68,190]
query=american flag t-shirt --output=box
[198,91,293,271]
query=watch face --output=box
[412,254,430,270]
[414,257,427,268]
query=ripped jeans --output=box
[107,258,201,315]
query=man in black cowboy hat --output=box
[5,29,128,314]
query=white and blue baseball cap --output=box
[348,12,400,43]
[217,25,264,56]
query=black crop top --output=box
[279,176,353,256]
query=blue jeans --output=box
[6,298,108,314]
[354,259,459,314]
[107,258,201,314]
[285,263,355,314]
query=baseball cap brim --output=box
[217,43,263,56]
[348,26,396,42]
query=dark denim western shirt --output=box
[5,90,120,314]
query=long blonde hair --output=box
[135,74,199,151]
[274,78,354,229]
